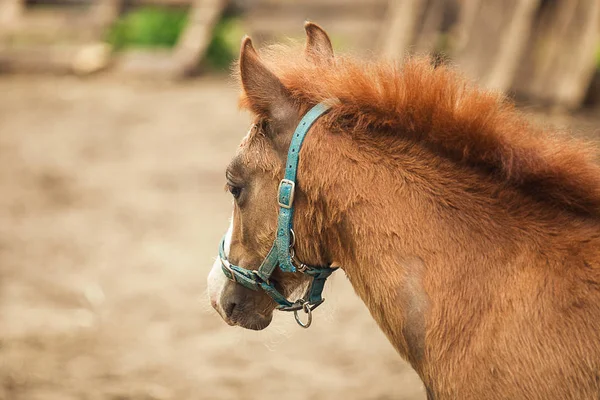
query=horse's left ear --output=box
[304,21,334,64]
[239,36,295,121]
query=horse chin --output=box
[232,312,273,331]
[211,301,273,330]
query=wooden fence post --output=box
[113,0,227,78]
[93,0,122,28]
[513,0,600,109]
[0,0,24,33]
[379,0,427,58]
[412,0,449,55]
[452,0,540,91]
[172,0,227,77]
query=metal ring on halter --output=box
[291,254,309,272]
[289,228,296,248]
[288,229,310,272]
[293,301,312,328]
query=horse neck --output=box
[299,129,547,368]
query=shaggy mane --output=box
[237,43,600,216]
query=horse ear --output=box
[239,36,294,120]
[304,21,334,64]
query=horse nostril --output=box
[224,299,237,319]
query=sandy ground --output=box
[0,75,598,400]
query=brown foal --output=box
[207,23,600,399]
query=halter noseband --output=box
[218,100,339,328]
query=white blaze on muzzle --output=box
[207,215,233,315]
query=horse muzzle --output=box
[208,256,274,330]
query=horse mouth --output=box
[212,295,274,331]
[230,312,273,331]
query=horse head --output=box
[207,23,336,330]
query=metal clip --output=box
[220,257,237,283]
[288,229,310,272]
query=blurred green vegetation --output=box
[105,6,243,71]
[106,7,188,50]
[204,16,244,71]
[104,8,600,73]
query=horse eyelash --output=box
[254,119,270,136]
[225,182,242,196]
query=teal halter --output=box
[219,100,339,328]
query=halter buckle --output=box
[277,179,295,209]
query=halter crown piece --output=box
[219,100,339,328]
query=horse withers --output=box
[207,22,600,399]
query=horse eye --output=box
[228,184,242,199]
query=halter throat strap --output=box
[219,100,339,325]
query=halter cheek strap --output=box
[218,100,339,328]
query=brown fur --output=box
[222,24,600,399]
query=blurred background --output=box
[0,1,598,399]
